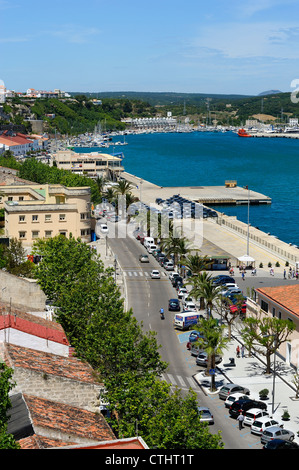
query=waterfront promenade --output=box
[123,171,299,270]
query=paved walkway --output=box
[194,317,299,443]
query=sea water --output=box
[76,131,299,246]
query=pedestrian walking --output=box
[241,345,245,358]
[237,412,244,430]
[236,345,240,358]
[284,269,286,279]
[241,271,245,281]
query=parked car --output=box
[183,300,197,312]
[172,276,183,287]
[224,393,252,409]
[197,406,214,424]
[168,298,180,311]
[243,408,269,427]
[169,272,180,281]
[263,439,299,449]
[212,275,235,286]
[251,416,280,435]
[147,244,157,254]
[196,350,222,366]
[261,426,295,445]
[218,384,250,401]
[139,254,149,263]
[164,261,174,271]
[187,330,204,350]
[177,287,188,299]
[150,270,160,279]
[229,398,267,418]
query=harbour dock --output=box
[123,171,299,268]
[123,172,272,206]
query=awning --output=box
[237,254,255,262]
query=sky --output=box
[1,0,299,96]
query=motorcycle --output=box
[160,309,165,320]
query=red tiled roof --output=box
[4,343,100,384]
[256,284,299,318]
[23,394,116,442]
[19,434,77,449]
[0,305,69,346]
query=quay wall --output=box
[214,212,299,266]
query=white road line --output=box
[166,374,177,385]
[177,375,187,387]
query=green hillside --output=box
[1,91,298,136]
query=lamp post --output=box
[247,186,250,256]
[114,255,117,284]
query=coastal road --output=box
[107,231,267,449]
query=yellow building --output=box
[2,183,91,246]
[53,149,124,180]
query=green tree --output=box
[189,272,220,314]
[3,238,34,277]
[104,372,223,449]
[241,315,296,374]
[193,317,229,391]
[0,362,20,449]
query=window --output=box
[32,215,38,222]
[261,300,268,313]
[19,231,26,239]
[19,215,25,222]
[32,231,39,239]
[59,214,66,221]
[80,229,90,236]
[8,196,13,201]
[272,307,276,317]
[19,196,24,201]
[45,230,52,238]
[45,214,52,222]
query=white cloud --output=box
[189,21,299,60]
[50,25,100,44]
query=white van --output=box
[144,237,155,249]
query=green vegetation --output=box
[31,234,223,449]
[2,90,298,136]
[0,362,20,449]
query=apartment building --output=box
[2,183,91,246]
[53,149,124,180]
[250,285,299,369]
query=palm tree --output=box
[103,187,116,205]
[189,273,220,317]
[160,231,191,267]
[194,317,229,391]
[181,253,210,276]
[114,179,134,196]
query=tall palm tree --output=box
[194,317,229,391]
[189,272,220,317]
[160,231,191,267]
[114,179,134,196]
[181,253,210,276]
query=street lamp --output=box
[114,255,117,284]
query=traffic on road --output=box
[103,216,298,450]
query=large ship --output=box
[238,128,252,137]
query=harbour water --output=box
[75,131,299,246]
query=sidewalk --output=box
[194,322,299,443]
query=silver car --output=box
[261,425,295,444]
[196,350,222,367]
[218,383,250,400]
[197,406,214,425]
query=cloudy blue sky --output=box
[1,0,299,95]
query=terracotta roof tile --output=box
[256,284,299,318]
[23,394,116,442]
[4,343,101,384]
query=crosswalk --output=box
[123,270,168,278]
[160,372,199,391]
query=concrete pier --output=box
[123,172,271,206]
